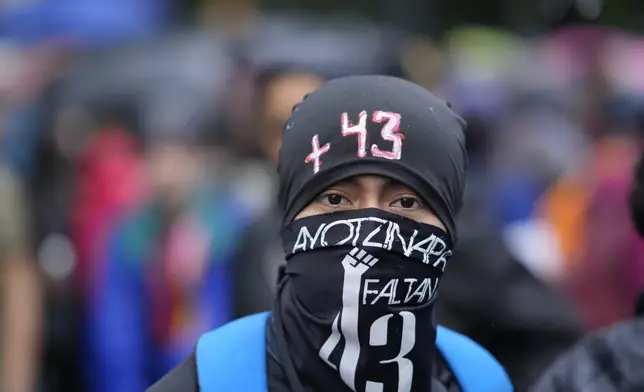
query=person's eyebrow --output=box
[384,178,408,189]
[384,180,429,203]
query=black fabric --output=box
[270,208,452,392]
[267,340,461,392]
[145,351,199,392]
[628,150,644,237]
[530,319,644,392]
[267,316,462,392]
[433,353,461,392]
[277,75,467,242]
[636,292,644,317]
[233,210,283,317]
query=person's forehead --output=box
[328,175,412,189]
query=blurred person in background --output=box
[19,31,250,392]
[66,100,147,392]
[229,69,325,316]
[555,33,644,331]
[222,67,326,216]
[148,75,512,392]
[518,3,614,288]
[435,27,584,391]
[530,148,644,392]
[84,83,262,392]
[0,43,43,392]
[69,101,146,306]
[0,157,42,392]
[437,100,585,391]
[32,90,143,392]
[257,70,325,164]
[0,6,173,388]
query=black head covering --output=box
[630,150,644,238]
[277,75,467,241]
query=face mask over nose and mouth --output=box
[271,76,468,392]
[279,176,452,392]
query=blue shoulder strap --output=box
[196,313,512,392]
[436,326,513,392]
[196,312,269,392]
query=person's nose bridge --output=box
[354,175,385,210]
[357,187,383,209]
[360,197,381,209]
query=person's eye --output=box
[391,197,423,209]
[318,192,350,206]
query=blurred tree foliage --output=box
[176,0,642,36]
[600,0,644,32]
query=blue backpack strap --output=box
[196,312,270,392]
[436,326,513,392]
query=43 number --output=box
[341,110,404,160]
[319,248,416,392]
[306,111,405,174]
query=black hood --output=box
[277,75,468,242]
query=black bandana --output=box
[269,75,467,392]
[273,209,451,392]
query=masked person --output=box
[147,75,512,392]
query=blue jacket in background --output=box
[85,190,252,392]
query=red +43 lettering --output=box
[305,110,405,174]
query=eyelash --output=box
[392,196,423,209]
[318,192,349,206]
[317,193,423,209]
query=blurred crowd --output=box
[0,0,644,391]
